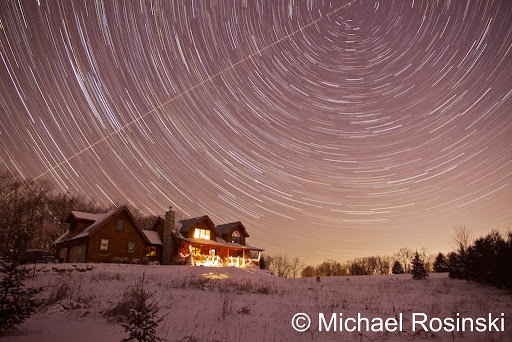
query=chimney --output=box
[162,206,176,265]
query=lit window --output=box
[116,219,124,231]
[128,241,135,254]
[209,249,216,256]
[232,231,241,244]
[100,239,109,251]
[194,228,210,240]
[191,246,201,255]
[145,246,157,257]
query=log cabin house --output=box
[54,207,263,267]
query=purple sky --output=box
[1,0,511,264]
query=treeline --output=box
[300,247,435,278]
[264,227,512,291]
[448,230,512,289]
[262,248,436,278]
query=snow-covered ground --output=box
[2,264,510,341]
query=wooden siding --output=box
[152,219,165,240]
[86,210,147,263]
[185,220,218,241]
[221,226,246,245]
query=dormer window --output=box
[194,228,210,240]
[232,231,241,244]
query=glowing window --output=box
[128,241,136,254]
[209,249,216,256]
[100,239,109,251]
[191,246,201,255]
[194,228,210,240]
[232,231,241,244]
[145,246,157,257]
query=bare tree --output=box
[316,259,343,276]
[301,265,317,278]
[453,224,471,251]
[265,255,293,278]
[395,247,413,273]
[289,257,304,278]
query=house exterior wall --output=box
[56,237,89,263]
[222,226,246,245]
[144,245,163,263]
[153,220,165,240]
[86,210,147,263]
[184,221,218,241]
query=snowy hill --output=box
[2,264,511,342]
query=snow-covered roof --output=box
[216,221,249,237]
[53,231,69,245]
[178,215,222,236]
[69,211,106,222]
[54,207,150,245]
[143,230,163,245]
[74,209,117,239]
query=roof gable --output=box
[216,221,249,237]
[150,217,164,231]
[179,215,220,236]
[55,206,150,244]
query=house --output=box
[173,215,263,267]
[54,207,263,267]
[54,206,156,263]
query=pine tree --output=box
[121,274,165,342]
[433,253,449,272]
[0,173,45,332]
[411,252,429,279]
[0,259,40,331]
[391,260,404,274]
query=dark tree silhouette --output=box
[392,260,404,274]
[411,252,429,280]
[433,253,449,272]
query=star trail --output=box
[0,0,511,264]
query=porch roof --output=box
[176,235,264,252]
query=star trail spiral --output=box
[1,0,511,263]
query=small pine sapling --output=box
[121,273,166,342]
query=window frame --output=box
[116,219,125,231]
[231,230,241,244]
[145,246,157,257]
[100,239,109,251]
[193,228,210,240]
[128,241,136,254]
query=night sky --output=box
[1,0,511,264]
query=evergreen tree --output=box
[0,172,45,331]
[0,259,40,332]
[121,274,165,342]
[433,253,449,272]
[411,252,429,279]
[447,252,460,278]
[391,260,404,274]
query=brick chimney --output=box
[162,206,176,265]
